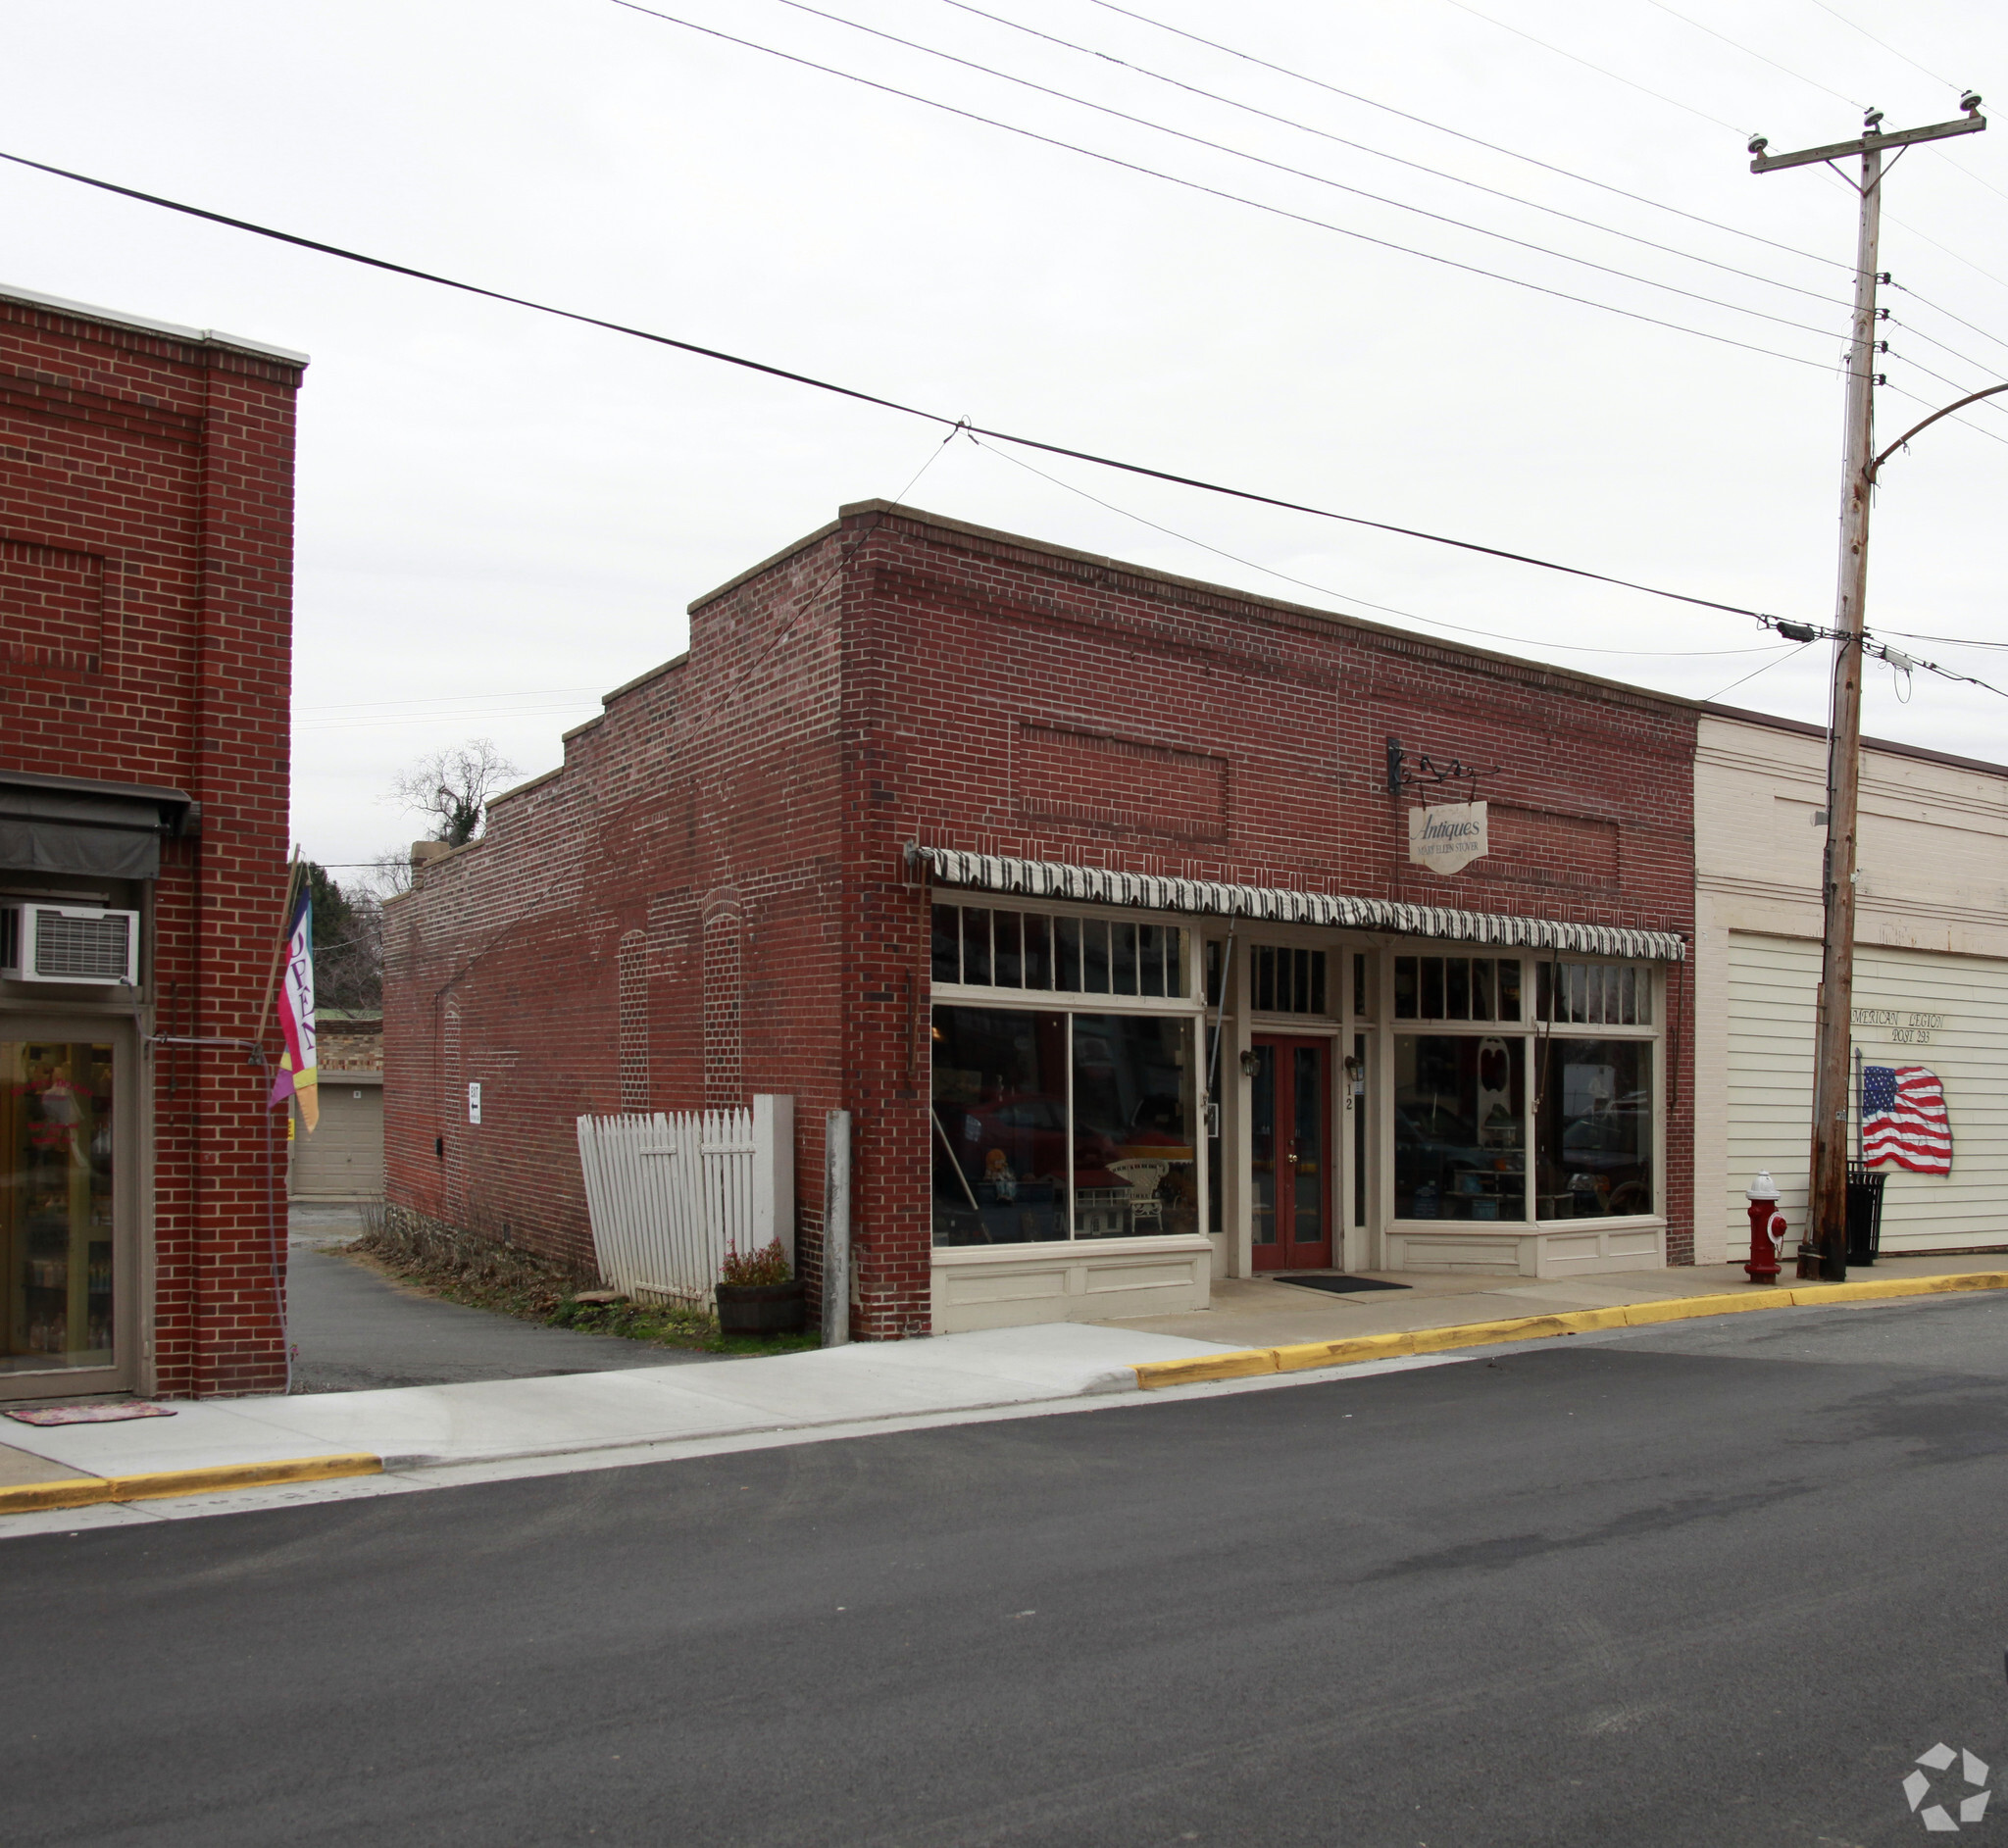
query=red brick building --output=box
[384,501,1694,1338]
[1,284,305,1400]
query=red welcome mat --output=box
[4,1401,177,1426]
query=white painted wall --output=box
[1695,715,2008,1261]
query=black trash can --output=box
[1846,1162,1886,1267]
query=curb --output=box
[1130,1272,2008,1389]
[0,1452,383,1516]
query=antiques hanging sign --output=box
[1409,801,1489,875]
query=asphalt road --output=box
[9,1295,2008,1846]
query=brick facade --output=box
[384,502,1697,1337]
[0,286,304,1396]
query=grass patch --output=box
[348,1235,818,1356]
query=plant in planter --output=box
[715,1239,808,1337]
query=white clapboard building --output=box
[1694,710,2008,1260]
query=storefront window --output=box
[1251,946,1327,1015]
[1534,1038,1653,1219]
[1534,962,1652,1025]
[931,904,1188,999]
[930,1006,1199,1244]
[1393,1033,1525,1221]
[930,1007,1070,1246]
[4,1039,115,1372]
[1071,1015,1198,1238]
[1392,955,1522,1023]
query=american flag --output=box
[1862,1064,1952,1175]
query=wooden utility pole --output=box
[1751,99,1985,1278]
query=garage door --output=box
[288,1080,384,1201]
[1727,933,2008,1254]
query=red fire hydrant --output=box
[1744,1172,1787,1284]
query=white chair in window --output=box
[1107,1159,1170,1231]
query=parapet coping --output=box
[0,280,310,366]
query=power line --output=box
[1079,0,1851,271]
[601,3,1843,369]
[1434,0,1748,134]
[1798,0,1959,92]
[736,0,1844,342]
[1642,0,1865,111]
[1704,640,1817,702]
[1882,363,2008,448]
[0,147,1807,625]
[923,0,1849,310]
[966,428,1783,661]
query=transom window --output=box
[1393,955,1523,1023]
[1251,946,1328,1015]
[1535,961,1653,1026]
[931,904,1188,999]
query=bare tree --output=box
[388,738,522,848]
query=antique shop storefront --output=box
[922,854,1684,1332]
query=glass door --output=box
[3,1033,120,1382]
[1249,1035,1333,1272]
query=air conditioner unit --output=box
[0,903,140,985]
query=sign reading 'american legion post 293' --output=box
[1409,801,1489,875]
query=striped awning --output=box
[908,845,1685,962]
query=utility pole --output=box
[1751,98,1985,1279]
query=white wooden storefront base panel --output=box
[1383,1222,1666,1278]
[931,1235,1213,1333]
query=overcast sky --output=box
[7,0,2006,874]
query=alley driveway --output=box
[286,1206,705,1391]
[6,1292,2008,1844]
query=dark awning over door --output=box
[0,771,196,880]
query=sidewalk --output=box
[0,1324,1240,1530]
[1105,1252,2004,1348]
[4,1255,2001,1535]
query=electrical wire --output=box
[1435,0,1749,134]
[743,0,1846,341]
[1882,364,2008,448]
[1799,0,1958,91]
[605,2,1845,368]
[925,0,1850,310]
[1641,0,1865,111]
[1081,0,1851,271]
[966,429,1782,661]
[0,148,1809,625]
[1703,640,1817,701]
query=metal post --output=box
[1749,99,1985,1281]
[823,1109,851,1347]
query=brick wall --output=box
[385,501,1697,1337]
[0,289,303,1396]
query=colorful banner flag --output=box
[1862,1064,1950,1175]
[268,881,319,1132]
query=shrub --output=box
[719,1239,791,1287]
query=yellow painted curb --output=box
[1130,1272,2008,1390]
[0,1452,383,1517]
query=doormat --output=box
[1272,1274,1413,1294]
[3,1401,177,1426]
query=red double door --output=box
[1250,1034,1333,1272]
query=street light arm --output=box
[1870,381,2008,478]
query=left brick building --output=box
[1,284,306,1401]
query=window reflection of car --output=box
[1561,1092,1650,1168]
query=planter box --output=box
[715,1278,808,1336]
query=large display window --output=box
[3,1038,116,1374]
[1534,1037,1654,1219]
[931,1004,1198,1246]
[1393,1033,1526,1221]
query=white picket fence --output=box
[576,1097,793,1306]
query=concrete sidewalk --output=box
[1104,1252,2004,1348]
[0,1323,1240,1527]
